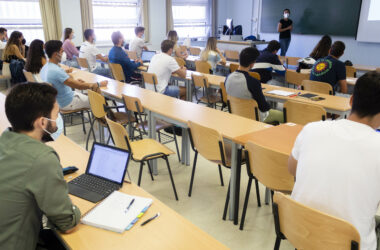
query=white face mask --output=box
[61,51,67,62]
[284,13,289,18]
[43,114,63,140]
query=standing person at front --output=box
[278,8,292,56]
[0,83,81,250]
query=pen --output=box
[141,212,160,226]
[125,198,135,213]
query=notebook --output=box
[266,90,296,96]
[81,191,153,233]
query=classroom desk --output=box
[353,64,379,72]
[347,77,358,85]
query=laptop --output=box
[68,143,131,203]
[141,50,156,62]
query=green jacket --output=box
[0,130,81,250]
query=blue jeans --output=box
[279,38,291,56]
[92,66,112,78]
[163,85,179,98]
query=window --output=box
[0,0,44,42]
[92,0,141,44]
[172,0,211,39]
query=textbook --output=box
[266,90,296,96]
[81,191,153,233]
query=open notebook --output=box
[81,191,153,233]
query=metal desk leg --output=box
[186,79,192,102]
[147,111,158,175]
[265,188,270,205]
[229,142,239,221]
[181,128,189,165]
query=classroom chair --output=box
[60,108,90,136]
[126,50,138,60]
[22,70,36,82]
[224,50,239,62]
[0,49,3,60]
[346,65,357,78]
[122,94,181,162]
[229,63,239,73]
[285,56,301,68]
[76,57,91,72]
[278,56,286,65]
[141,72,159,91]
[179,45,188,53]
[106,117,179,200]
[285,70,310,87]
[174,57,186,67]
[108,63,126,82]
[219,81,229,112]
[283,100,326,125]
[227,95,259,121]
[192,73,221,108]
[195,60,212,74]
[239,141,294,230]
[189,47,201,56]
[248,71,261,81]
[272,192,360,250]
[0,62,12,89]
[301,79,333,95]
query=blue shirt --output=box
[108,46,141,82]
[40,62,72,108]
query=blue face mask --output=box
[42,114,63,141]
[72,34,76,39]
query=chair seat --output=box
[136,119,172,132]
[200,95,221,104]
[60,108,89,114]
[131,138,174,161]
[98,112,136,127]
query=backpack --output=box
[9,59,26,84]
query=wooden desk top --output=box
[347,77,358,86]
[353,64,378,72]
[233,123,303,155]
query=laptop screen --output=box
[86,143,130,185]
[141,50,156,62]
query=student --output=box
[277,8,292,56]
[167,30,188,60]
[147,40,186,99]
[0,27,8,49]
[109,31,142,82]
[62,27,79,68]
[251,40,286,84]
[129,26,148,59]
[200,37,226,73]
[0,83,81,250]
[79,29,111,77]
[40,40,107,111]
[24,39,46,82]
[225,47,283,124]
[288,71,380,250]
[297,35,332,73]
[2,31,25,62]
[310,41,348,94]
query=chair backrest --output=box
[126,50,138,60]
[191,73,209,88]
[188,120,226,163]
[122,94,143,113]
[179,45,188,53]
[285,70,310,86]
[0,49,3,60]
[245,141,294,192]
[346,65,356,78]
[248,71,261,81]
[23,70,36,82]
[284,100,326,125]
[76,57,90,71]
[229,63,239,73]
[286,56,301,66]
[273,192,360,250]
[141,71,158,91]
[228,95,259,121]
[174,57,186,67]
[105,117,132,153]
[225,50,239,61]
[2,62,11,77]
[301,79,333,95]
[278,56,286,64]
[195,60,211,74]
[108,63,126,82]
[219,82,228,104]
[87,90,107,119]
[189,47,201,56]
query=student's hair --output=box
[5,83,58,132]
[135,26,145,35]
[284,8,290,13]
[344,60,353,66]
[167,30,179,43]
[63,27,73,41]
[161,40,175,53]
[239,47,260,67]
[5,31,23,48]
[0,27,7,34]
[84,29,94,41]
[351,71,380,118]
[111,31,123,45]
[267,40,281,53]
[200,37,218,61]
[309,35,332,60]
[330,41,345,58]
[44,40,63,58]
[25,39,45,74]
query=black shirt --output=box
[279,19,292,39]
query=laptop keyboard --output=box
[70,175,120,197]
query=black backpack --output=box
[9,59,26,84]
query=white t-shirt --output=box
[146,53,180,93]
[0,40,5,50]
[79,41,101,71]
[291,120,380,250]
[129,36,145,59]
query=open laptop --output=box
[141,50,156,63]
[68,143,131,203]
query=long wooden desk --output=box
[353,64,379,72]
[0,93,229,250]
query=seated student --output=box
[251,40,285,84]
[40,40,107,111]
[24,39,46,82]
[225,47,283,124]
[0,83,81,250]
[109,31,143,82]
[129,26,148,59]
[62,27,79,68]
[79,29,111,77]
[289,71,380,250]
[310,41,348,94]
[0,27,8,49]
[147,40,187,99]
[167,30,188,60]
[297,35,332,73]
[200,37,226,73]
[2,31,25,62]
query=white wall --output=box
[59,0,83,45]
[148,0,167,51]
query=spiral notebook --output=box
[81,191,153,233]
